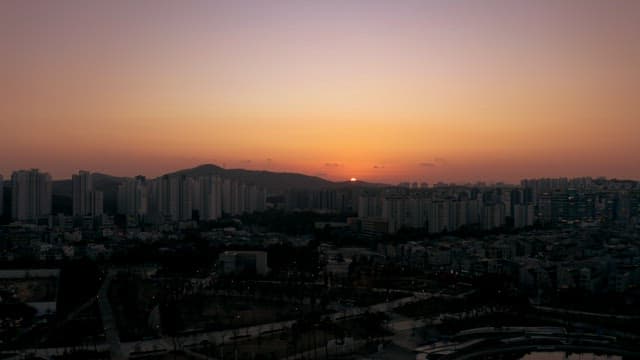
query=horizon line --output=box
[1,164,638,186]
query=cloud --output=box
[419,157,447,168]
[324,162,342,167]
[240,159,252,164]
[373,165,385,169]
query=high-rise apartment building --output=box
[358,193,382,218]
[149,175,264,222]
[222,179,239,215]
[153,175,194,221]
[482,202,506,230]
[197,175,222,220]
[382,196,409,233]
[428,200,450,233]
[11,169,52,221]
[513,203,535,228]
[117,176,148,216]
[72,171,104,217]
[89,191,104,217]
[72,171,91,216]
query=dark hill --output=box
[167,164,335,192]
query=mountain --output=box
[167,164,334,192]
[167,164,389,192]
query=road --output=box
[97,270,126,360]
[120,293,425,356]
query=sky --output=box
[1,0,639,183]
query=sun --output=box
[350,177,357,182]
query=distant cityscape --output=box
[3,168,267,223]
[2,167,639,232]
[1,165,639,359]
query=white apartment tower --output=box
[72,171,103,216]
[197,175,222,220]
[150,175,193,221]
[11,169,52,221]
[177,175,194,220]
[72,171,91,216]
[382,196,408,233]
[222,179,238,215]
[482,203,506,230]
[149,175,265,223]
[117,176,148,216]
[513,204,535,228]
[358,194,382,218]
[428,200,450,233]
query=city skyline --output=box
[2,0,640,183]
[0,164,638,185]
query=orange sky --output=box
[1,1,639,183]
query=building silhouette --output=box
[11,169,52,221]
[72,171,103,217]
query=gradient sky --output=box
[1,0,639,183]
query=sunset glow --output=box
[2,1,640,183]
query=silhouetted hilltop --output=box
[167,164,389,192]
[167,164,335,192]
